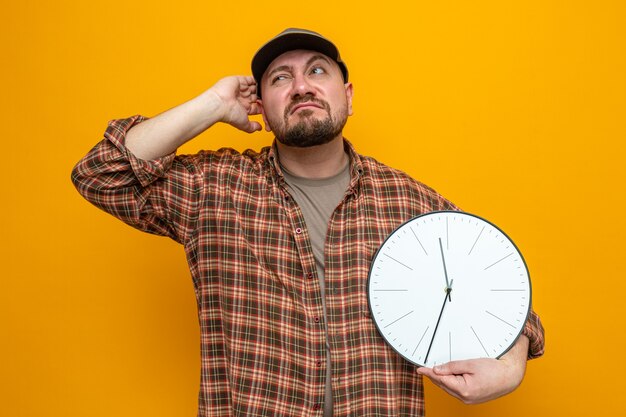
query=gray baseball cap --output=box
[251,28,349,97]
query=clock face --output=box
[367,211,531,367]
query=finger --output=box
[432,375,468,401]
[239,88,254,98]
[248,102,261,115]
[418,368,467,400]
[433,359,476,376]
[243,121,262,133]
[240,94,258,107]
[240,77,257,91]
[418,367,464,387]
[415,367,435,378]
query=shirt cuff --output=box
[522,309,545,360]
[103,115,177,187]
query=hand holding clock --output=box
[417,335,529,404]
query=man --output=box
[72,28,544,417]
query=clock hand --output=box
[424,279,453,364]
[438,238,452,302]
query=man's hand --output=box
[126,75,263,160]
[416,335,529,404]
[209,76,262,133]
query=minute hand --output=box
[438,238,452,301]
[424,279,453,364]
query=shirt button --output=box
[312,404,321,411]
[316,360,323,367]
[295,227,303,234]
[314,316,320,323]
[306,272,314,279]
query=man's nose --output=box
[290,74,315,98]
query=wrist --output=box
[195,89,227,126]
[502,335,529,386]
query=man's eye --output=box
[311,67,326,75]
[272,74,290,84]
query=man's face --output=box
[259,49,353,148]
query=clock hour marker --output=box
[471,326,489,356]
[490,289,525,292]
[446,217,449,250]
[449,332,452,362]
[383,253,413,270]
[485,310,516,328]
[410,227,428,256]
[373,289,408,292]
[412,325,430,356]
[468,226,485,255]
[384,310,414,329]
[484,252,514,270]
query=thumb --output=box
[434,360,475,376]
[241,120,262,133]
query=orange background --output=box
[2,0,625,416]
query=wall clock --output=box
[368,211,531,367]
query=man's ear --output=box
[345,83,354,116]
[257,99,272,132]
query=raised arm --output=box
[71,76,263,243]
[126,75,262,160]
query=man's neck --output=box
[275,136,348,179]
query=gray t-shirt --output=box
[282,160,351,417]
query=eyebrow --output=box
[265,54,333,79]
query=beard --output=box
[269,97,349,148]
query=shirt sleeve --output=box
[71,115,203,244]
[522,308,545,359]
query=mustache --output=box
[284,96,331,117]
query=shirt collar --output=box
[266,139,364,195]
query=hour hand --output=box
[438,238,452,301]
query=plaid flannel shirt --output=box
[72,115,545,417]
